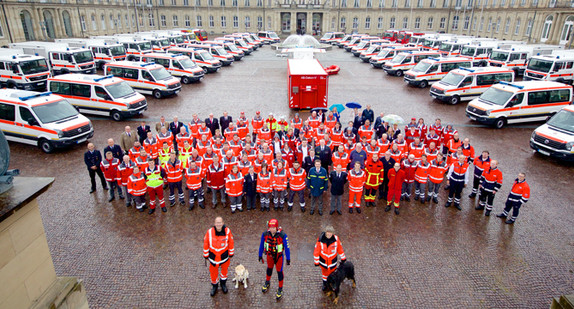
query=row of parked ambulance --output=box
[0,29,280,153]
[321,31,574,160]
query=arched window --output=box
[504,17,510,33]
[541,15,553,42]
[340,16,346,30]
[91,14,97,31]
[110,14,115,29]
[20,10,35,41]
[559,15,574,45]
[514,18,521,35]
[62,11,74,37]
[101,14,106,30]
[43,11,56,39]
[352,17,358,29]
[495,17,501,33]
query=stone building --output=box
[0,0,572,46]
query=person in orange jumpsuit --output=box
[386,162,406,215]
[347,161,366,213]
[313,225,346,291]
[364,153,384,207]
[203,217,235,296]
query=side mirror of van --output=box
[27,118,39,126]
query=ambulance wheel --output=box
[111,110,122,121]
[494,118,506,129]
[181,76,191,84]
[419,80,428,88]
[395,70,403,77]
[39,139,54,153]
[449,95,460,105]
[98,62,105,70]
[6,82,16,89]
[153,89,163,99]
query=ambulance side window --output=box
[71,84,91,98]
[567,62,573,69]
[95,86,111,100]
[509,54,520,61]
[528,91,550,105]
[108,66,123,77]
[428,64,438,73]
[520,53,527,60]
[141,70,152,81]
[124,68,137,79]
[49,81,71,95]
[476,74,494,86]
[0,103,15,121]
[507,93,524,107]
[461,76,472,87]
[0,62,5,70]
[52,53,60,61]
[19,107,37,125]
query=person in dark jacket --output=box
[137,121,151,144]
[104,138,123,160]
[362,105,374,123]
[169,116,185,137]
[329,164,348,215]
[85,143,108,193]
[307,160,328,216]
[314,139,332,171]
[220,111,233,133]
[205,113,220,136]
[353,111,364,130]
[302,149,317,174]
[379,150,396,200]
[244,166,258,210]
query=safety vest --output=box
[185,166,203,190]
[127,172,147,196]
[365,160,384,186]
[198,127,212,141]
[228,140,243,157]
[366,145,381,162]
[358,125,374,140]
[264,230,286,255]
[100,158,119,182]
[260,149,274,164]
[348,169,366,193]
[237,123,249,139]
[448,161,469,183]
[195,140,211,157]
[390,149,402,163]
[266,118,277,132]
[308,116,321,129]
[257,171,272,193]
[129,146,142,162]
[252,116,264,133]
[409,142,425,161]
[203,226,234,265]
[143,137,159,159]
[178,146,194,168]
[207,164,225,190]
[332,151,349,170]
[253,158,266,174]
[157,132,173,147]
[429,159,448,184]
[271,158,286,170]
[424,147,438,163]
[176,133,192,147]
[325,116,337,129]
[480,167,503,192]
[378,139,390,154]
[165,159,183,183]
[425,134,441,148]
[272,168,288,191]
[508,179,530,204]
[290,118,302,130]
[117,161,135,186]
[225,172,244,197]
[331,128,343,146]
[402,159,417,183]
[414,161,430,183]
[145,166,164,188]
[313,234,346,269]
[224,127,239,141]
[447,139,462,154]
[394,140,408,155]
[135,156,150,171]
[158,147,172,167]
[315,128,329,141]
[289,167,306,191]
[189,119,201,138]
[238,160,252,176]
[241,149,258,163]
[222,156,238,176]
[258,128,272,143]
[462,144,475,162]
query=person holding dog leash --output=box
[259,219,291,300]
[203,217,235,297]
[314,225,346,292]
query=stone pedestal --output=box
[0,177,89,309]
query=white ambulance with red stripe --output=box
[383,50,441,77]
[56,39,127,70]
[185,43,234,66]
[47,74,147,121]
[459,41,523,67]
[403,57,473,88]
[524,50,574,84]
[99,36,153,61]
[359,43,402,62]
[489,45,557,76]
[430,67,514,105]
[10,42,96,75]
[465,81,573,129]
[530,105,574,161]
[0,90,94,153]
[370,46,419,68]
[166,47,222,73]
[0,49,51,91]
[141,53,205,83]
[104,61,182,99]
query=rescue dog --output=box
[325,261,356,305]
[232,264,249,289]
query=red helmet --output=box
[268,219,279,228]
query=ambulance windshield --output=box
[479,87,514,106]
[441,72,465,86]
[32,100,78,123]
[106,81,135,99]
[110,45,126,56]
[490,51,509,62]
[73,51,94,63]
[527,58,553,73]
[460,46,476,57]
[179,58,198,69]
[546,109,574,132]
[20,59,50,75]
[150,67,172,80]
[413,61,432,73]
[226,44,239,51]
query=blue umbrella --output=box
[329,104,345,113]
[345,102,362,109]
[311,107,328,113]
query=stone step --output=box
[559,295,574,309]
[552,297,564,309]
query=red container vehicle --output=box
[288,59,328,109]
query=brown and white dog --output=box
[232,264,249,289]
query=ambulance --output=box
[336,34,366,48]
[382,50,441,76]
[0,90,94,153]
[438,38,488,57]
[227,34,261,49]
[104,61,182,99]
[382,30,399,42]
[403,57,473,88]
[359,43,402,62]
[48,74,147,121]
[166,47,222,73]
[95,36,153,62]
[465,81,572,129]
[345,36,378,52]
[320,32,345,44]
[232,33,264,48]
[524,50,574,84]
[0,48,51,91]
[10,42,96,75]
[141,53,205,83]
[134,34,172,52]
[202,41,245,61]
[407,33,437,47]
[56,38,127,69]
[396,31,425,44]
[340,34,368,49]
[369,46,419,69]
[186,43,234,66]
[351,39,389,57]
[459,41,522,67]
[257,31,280,44]
[530,105,574,160]
[489,45,556,76]
[214,37,253,55]
[422,34,457,51]
[429,67,514,105]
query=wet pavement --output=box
[7,46,574,308]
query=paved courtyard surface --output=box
[7,45,574,308]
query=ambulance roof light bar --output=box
[19,92,53,101]
[94,75,115,82]
[499,81,524,89]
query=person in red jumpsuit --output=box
[259,219,291,300]
[203,216,234,296]
[386,162,406,215]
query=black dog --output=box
[326,261,356,304]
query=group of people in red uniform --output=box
[89,108,530,224]
[203,216,346,300]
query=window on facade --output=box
[172,0,177,4]
[430,0,436,6]
[504,17,510,33]
[427,17,433,29]
[367,0,372,7]
[487,17,492,31]
[365,17,371,29]
[391,0,397,7]
[414,17,420,29]
[257,0,262,6]
[340,17,346,29]
[500,0,505,5]
[80,15,87,31]
[257,16,263,29]
[197,15,203,27]
[353,17,358,28]
[455,0,461,6]
[354,0,359,7]
[63,11,74,36]
[221,15,226,27]
[439,17,445,29]
[560,16,574,43]
[342,0,347,7]
[196,0,201,5]
[109,14,115,29]
[404,0,410,7]
[463,16,469,30]
[417,0,422,6]
[159,0,164,5]
[173,15,179,27]
[442,0,449,7]
[549,0,556,7]
[541,15,553,41]
[378,17,383,29]
[101,14,106,30]
[403,17,408,28]
[160,15,166,27]
[390,17,395,28]
[479,17,484,31]
[185,15,190,27]
[495,17,501,32]
[452,15,459,30]
[233,16,238,28]
[245,16,251,28]
[209,15,214,28]
[379,0,385,6]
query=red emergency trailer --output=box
[287,59,329,109]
